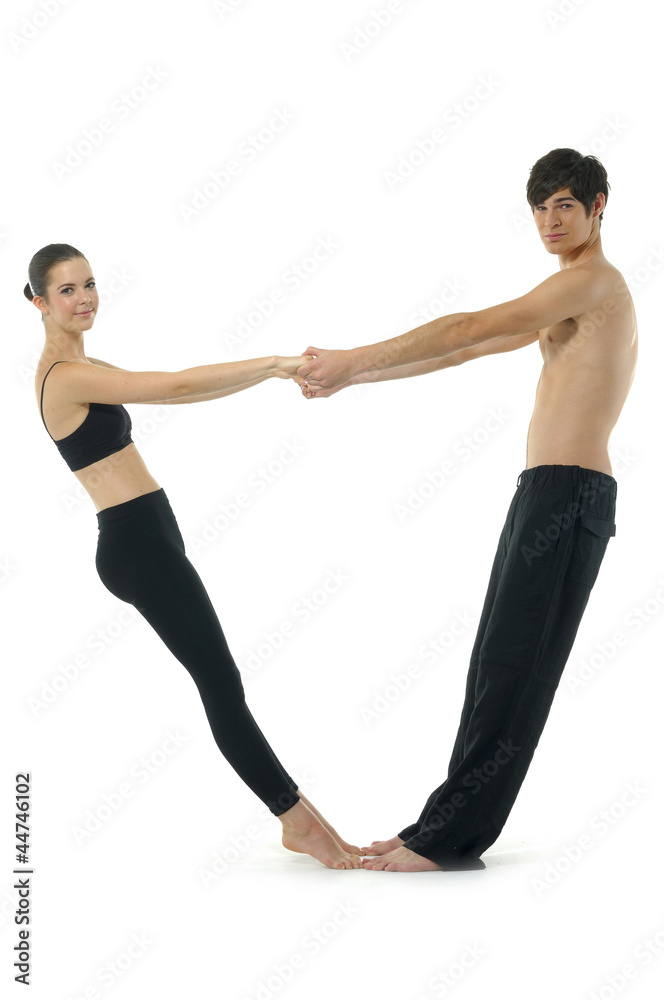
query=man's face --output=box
[532,186,599,255]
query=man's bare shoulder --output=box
[570,259,630,297]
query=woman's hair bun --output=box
[24,282,33,301]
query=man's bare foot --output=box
[361,845,441,872]
[296,791,365,855]
[361,835,404,856]
[280,801,362,870]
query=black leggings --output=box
[398,465,618,869]
[95,488,300,816]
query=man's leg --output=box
[369,465,617,871]
[391,478,521,868]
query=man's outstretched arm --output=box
[296,330,539,397]
[356,329,540,381]
[297,266,610,389]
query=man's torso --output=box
[526,260,638,477]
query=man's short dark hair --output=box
[526,148,610,226]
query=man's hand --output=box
[296,346,356,390]
[294,375,352,399]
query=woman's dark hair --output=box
[526,148,610,226]
[24,243,88,312]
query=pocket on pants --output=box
[566,513,616,589]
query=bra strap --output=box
[39,361,64,438]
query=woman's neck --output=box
[42,327,87,362]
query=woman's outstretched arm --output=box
[86,357,273,403]
[50,354,310,406]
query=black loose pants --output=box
[398,465,617,869]
[95,488,300,816]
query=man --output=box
[295,148,638,872]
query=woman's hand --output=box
[273,354,315,379]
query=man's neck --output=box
[559,231,605,270]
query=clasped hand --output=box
[288,347,354,399]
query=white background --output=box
[2,1,662,998]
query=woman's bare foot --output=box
[280,801,362,870]
[361,835,404,856]
[296,791,365,855]
[361,845,441,872]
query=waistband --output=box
[96,487,169,524]
[516,464,617,496]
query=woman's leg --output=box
[96,492,361,868]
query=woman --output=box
[28,243,362,870]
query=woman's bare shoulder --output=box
[86,357,129,371]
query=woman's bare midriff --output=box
[71,444,162,512]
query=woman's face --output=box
[39,258,99,333]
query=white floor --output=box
[12,790,659,1000]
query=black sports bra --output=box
[39,361,133,472]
